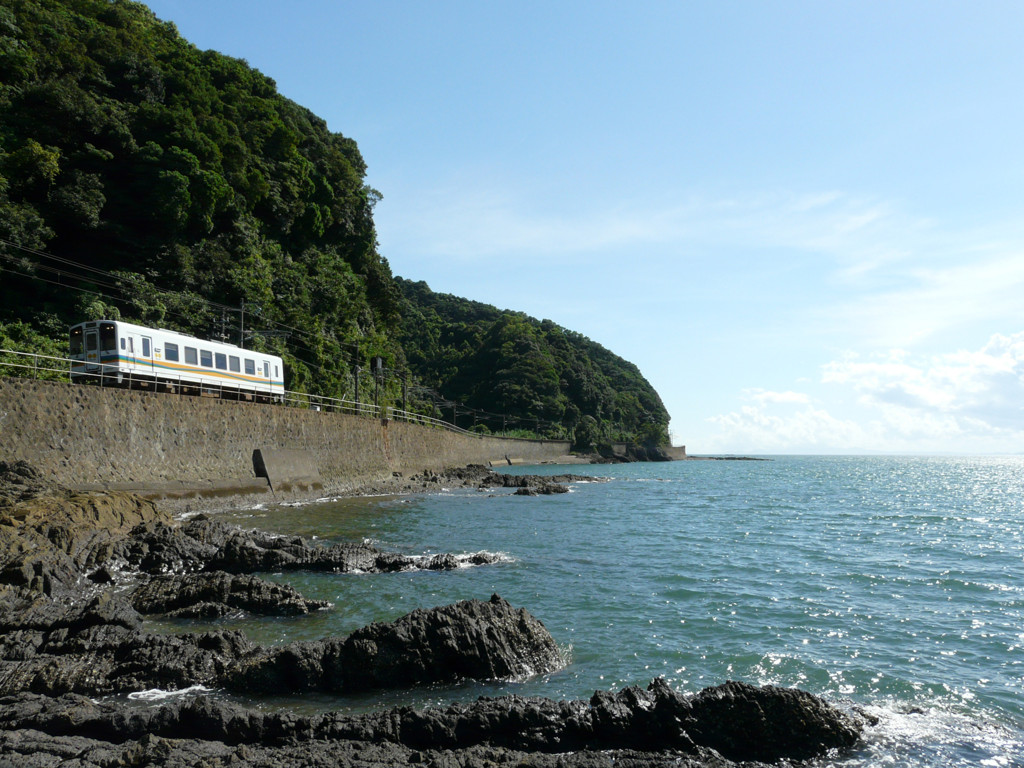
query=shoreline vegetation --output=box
[0,459,871,767]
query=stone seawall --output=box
[0,377,571,493]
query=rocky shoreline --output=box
[0,460,872,767]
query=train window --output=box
[165,343,179,362]
[201,350,213,367]
[127,338,134,353]
[215,353,227,370]
[263,362,270,378]
[100,324,117,349]
[274,365,279,379]
[120,339,125,350]
[185,347,197,365]
[70,329,83,355]
[86,334,98,351]
[142,338,151,357]
[244,359,255,375]
[229,356,240,372]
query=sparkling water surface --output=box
[179,456,1024,766]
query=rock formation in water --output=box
[0,585,563,698]
[0,461,500,601]
[0,676,869,767]
[230,594,564,694]
[128,571,331,618]
[0,461,869,767]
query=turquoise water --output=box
[208,456,1024,766]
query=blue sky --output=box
[144,0,1024,454]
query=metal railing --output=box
[0,347,485,437]
[0,348,73,382]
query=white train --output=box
[69,319,284,402]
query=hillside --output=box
[0,0,670,447]
[397,279,669,446]
[0,0,400,398]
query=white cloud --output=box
[704,332,1024,454]
[705,403,872,454]
[823,332,1024,431]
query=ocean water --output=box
[192,456,1024,766]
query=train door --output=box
[139,335,154,375]
[84,328,100,373]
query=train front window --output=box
[100,324,117,350]
[70,329,83,355]
[86,334,98,352]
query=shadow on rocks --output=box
[0,677,871,767]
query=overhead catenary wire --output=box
[0,238,357,365]
[0,239,562,435]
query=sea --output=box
[168,455,1024,766]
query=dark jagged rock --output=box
[0,474,869,766]
[340,594,563,692]
[683,679,864,762]
[0,461,66,510]
[0,584,254,696]
[411,465,599,496]
[0,478,501,615]
[229,594,564,694]
[129,572,332,618]
[0,677,866,766]
[0,584,562,699]
[0,491,165,595]
[514,484,570,496]
[123,514,499,577]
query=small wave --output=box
[127,684,212,702]
[838,699,1024,768]
[279,495,339,508]
[403,551,516,569]
[457,550,514,567]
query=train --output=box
[69,319,284,402]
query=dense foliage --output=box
[397,279,670,446]
[0,0,671,447]
[0,0,400,398]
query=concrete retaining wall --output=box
[0,377,571,492]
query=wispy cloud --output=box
[820,254,1024,347]
[379,181,920,266]
[745,388,812,405]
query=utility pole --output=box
[239,300,245,349]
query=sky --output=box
[142,0,1024,454]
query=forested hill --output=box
[0,0,400,397]
[0,0,670,448]
[396,279,669,446]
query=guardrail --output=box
[0,347,484,437]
